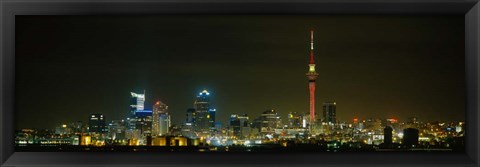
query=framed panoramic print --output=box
[1,0,479,167]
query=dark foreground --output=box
[15,144,462,152]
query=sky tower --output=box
[306,29,319,124]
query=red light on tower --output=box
[387,118,398,123]
[392,118,398,123]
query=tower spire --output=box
[309,29,315,64]
[310,29,314,50]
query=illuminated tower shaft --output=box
[309,81,316,122]
[306,29,319,123]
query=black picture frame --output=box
[1,0,479,166]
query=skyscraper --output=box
[185,108,196,126]
[88,114,106,133]
[229,114,250,139]
[130,91,145,115]
[306,29,319,124]
[208,108,216,131]
[323,101,337,124]
[126,91,147,144]
[229,115,241,139]
[134,109,153,135]
[194,90,212,133]
[237,114,251,139]
[152,101,168,136]
[128,91,146,131]
[181,108,197,139]
[159,114,171,136]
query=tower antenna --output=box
[311,29,314,50]
[309,29,315,64]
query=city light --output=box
[14,29,465,153]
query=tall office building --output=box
[131,109,153,146]
[107,120,126,141]
[130,91,145,115]
[323,101,337,124]
[134,110,153,135]
[229,114,250,139]
[181,108,197,139]
[152,101,168,136]
[194,90,213,133]
[89,114,106,133]
[208,108,216,131]
[229,115,241,138]
[238,114,250,139]
[306,29,319,124]
[185,108,196,124]
[237,114,250,128]
[159,114,171,136]
[128,91,146,131]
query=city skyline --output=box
[16,87,459,131]
[16,15,465,130]
[15,87,465,151]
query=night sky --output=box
[16,15,465,130]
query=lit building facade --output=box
[107,120,126,142]
[55,124,72,135]
[134,110,153,136]
[323,101,337,124]
[229,115,241,139]
[229,114,252,140]
[185,108,196,125]
[181,108,197,139]
[127,91,146,131]
[287,112,303,128]
[253,109,281,136]
[88,114,106,133]
[126,91,155,145]
[130,91,145,115]
[208,108,216,131]
[159,114,171,136]
[194,90,214,134]
[152,101,168,136]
